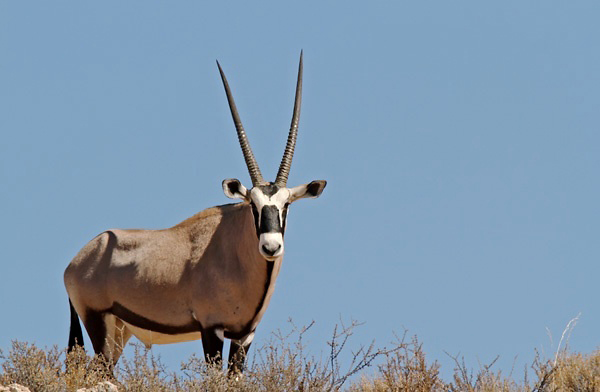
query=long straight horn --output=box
[217,61,265,186]
[275,51,303,187]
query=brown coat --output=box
[64,202,281,360]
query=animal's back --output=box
[63,204,237,322]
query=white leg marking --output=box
[215,328,225,342]
[237,332,255,347]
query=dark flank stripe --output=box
[110,302,202,335]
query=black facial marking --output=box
[282,204,289,234]
[250,203,260,237]
[111,302,201,335]
[258,183,280,197]
[260,205,282,233]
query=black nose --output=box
[262,244,281,256]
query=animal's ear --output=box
[289,180,327,202]
[222,178,249,200]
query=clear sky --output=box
[1,1,598,382]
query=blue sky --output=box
[1,1,599,381]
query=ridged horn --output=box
[217,60,265,186]
[275,51,303,187]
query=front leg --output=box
[201,327,225,366]
[228,331,254,375]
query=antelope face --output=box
[223,179,326,260]
[218,52,326,260]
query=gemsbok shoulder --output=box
[64,52,326,373]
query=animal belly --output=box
[122,320,202,347]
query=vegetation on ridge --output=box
[1,320,598,391]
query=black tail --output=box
[68,299,84,352]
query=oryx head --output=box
[218,53,326,261]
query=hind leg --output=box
[79,308,116,376]
[83,311,132,364]
[82,308,108,357]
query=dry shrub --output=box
[0,342,116,392]
[116,343,178,391]
[0,341,63,391]
[64,345,114,391]
[179,354,252,391]
[550,350,600,391]
[348,334,446,392]
[529,349,600,392]
[246,320,337,391]
[448,354,524,392]
[1,323,599,392]
[179,319,392,391]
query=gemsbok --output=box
[64,52,326,373]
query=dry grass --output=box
[1,321,598,391]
